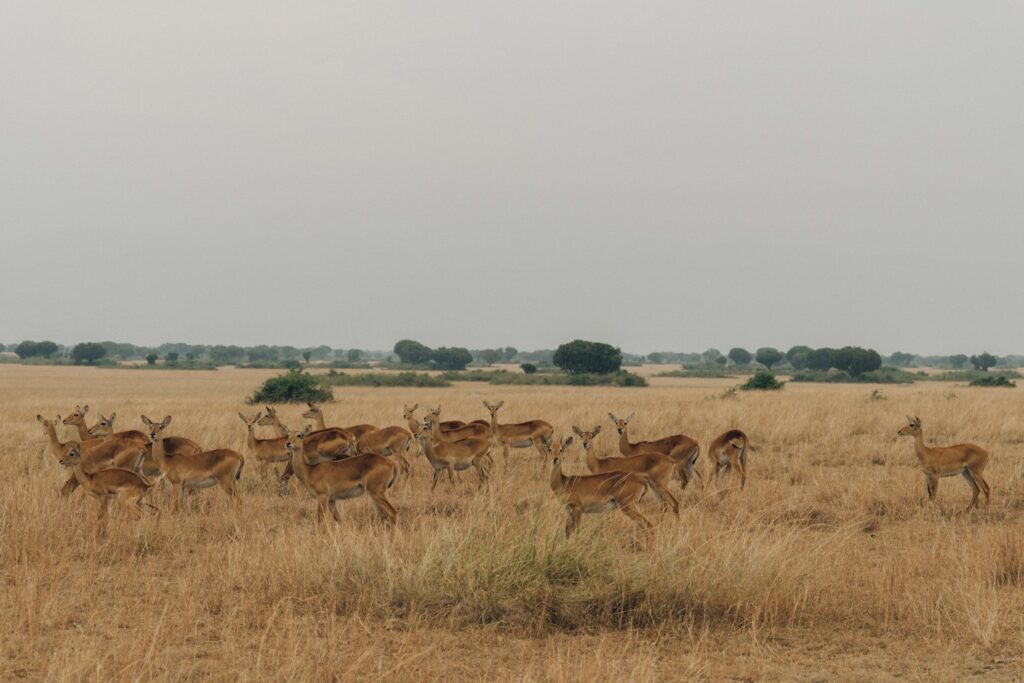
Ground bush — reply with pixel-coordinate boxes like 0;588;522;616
439;370;506;382
520;363;537;374
321;372;450;387
831;347;882;376
488;371;646;387
790;367;919;384
145;353;158;365
654;365;735;378
740;369;784;391
553;340;622;375
347;348;362;362
969;375;1016;388
431;347;473;371
248;369;334;404
928;369;1022;382
71;342;107;365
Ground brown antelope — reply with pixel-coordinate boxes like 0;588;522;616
573;425;679;515
427;405;492;442
284;427;398;525
897;416;991;512
354;425;413;474
239;412;292;480
62;404;95;441
143;415;245;509
79;411;147;443
707;429;751;490
38;415;144;496
87;413;202;480
482;400;553;460
58;441;158;532
543;436;652;538
609;413;702;489
259;406;354;458
413;420;492;490
302;403;378;440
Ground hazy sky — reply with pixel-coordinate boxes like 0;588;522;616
2;2;1022;355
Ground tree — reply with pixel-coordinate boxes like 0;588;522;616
948;354;969;369
888;351;915;367
478;349;502;366
185;352;196;362
647;352;664;364
71;342;107;365
347;348;362;362
430;347;473;371
970;352;997;371
520;362;537;374
755;347;784;369
553;340;623;375
701;348;723;364
145;353;158;365
727;347;752;365
502;347;518;362
714;355;727;366
15;340;58;358
165;352;179;363
832;346;882;376
302;351;312;364
805;348;835;371
786;345;813;370
393;339;432;364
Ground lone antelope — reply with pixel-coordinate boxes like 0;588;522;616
302;403;378;441
707;429;751;490
143;415;245;510
608;413;702;489
284;427;398;525
897;416;990;512
38;415;145;497
239;412;292;480
58;441;158;532
483;400;553;460
414;420;492;490
573;425;680;515
543;436;652;539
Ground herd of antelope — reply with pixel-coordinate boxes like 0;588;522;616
36;402;991;538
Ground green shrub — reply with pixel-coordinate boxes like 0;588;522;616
740;369;784;391
489;371;646;387
248;369;334;404
969;375;1016;388
321;372;450;387
928;369;1022;382
520;363;537;374
439;370;506;382
791;367;918;384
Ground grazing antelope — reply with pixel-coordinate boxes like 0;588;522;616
426;405;492;442
413;420;492;490
897;416;991;512
302;403;378;440
354;425;413;474
239;412;292;480
284;427;398;525
143;415;245;510
58;441;158;532
259;406;354;459
608;413;702;489
38;415;144;497
707;430;751;490
573;425;679;515
482;400;553;460
543;436;652;539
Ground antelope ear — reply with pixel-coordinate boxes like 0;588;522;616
608;413;617;422
307;402;314;408
161;416;172;428
254;411;263;421
141;415;153;427
915;416;921;424
497;400;505;408
238;412;248;423
301;424;312;436
593;425;602;435
411;403;418;411
626;413;635;422
562;436;574;449
572;426;583;437
82;405;89;414
107;412;116;424
36;414;45;423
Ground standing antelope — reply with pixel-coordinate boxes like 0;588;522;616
239;412;292;480
543;436;652;538
38;415;145;497
413;420;492;490
482;400;553;460
259;406;354;458
284;427;398;525
573;425;679;515
62;404;95;441
80;411;148;443
58;441;158;533
88;413;202;480
143;415;245;510
609;413;702;489
427;405;492;442
897;416;990;512
302;403;378;440
354;425;413;474
707;429;751;490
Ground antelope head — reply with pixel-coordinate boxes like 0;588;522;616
897;416;922;437
571;425;602;451
141;415;172;443
62;404;89;427
607;412;635;435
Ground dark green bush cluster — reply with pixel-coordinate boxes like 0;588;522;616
552;340;622;375
392;340;473;370
928;369;1022;382
655;365;736;379
488;371;646;387
791;367;920;384
969;375;1016;388
520;363;538;374
14;340;59;358
740;369;784;391
322;372;451;387
248;370;334;404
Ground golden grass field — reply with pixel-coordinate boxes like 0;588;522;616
3;364;1024;681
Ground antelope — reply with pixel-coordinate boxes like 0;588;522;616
573;425;679;515
302;403;378;440
413;420;492;490
897;416;991;512
62;404;94;441
80;411;147;443
354;425;413;474
426;405;492;442
543;436;652;538
239;412;292;480
482;400;553;460
87;413;203;480
284;427;398;525
57;441;158;532
142;415;245;509
608;413;702;489
38;415;144;497
707;429;751;490
259;406;354;459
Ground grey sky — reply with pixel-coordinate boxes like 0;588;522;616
2;2;1022;355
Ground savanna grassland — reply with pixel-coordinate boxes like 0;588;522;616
3;364;1024;681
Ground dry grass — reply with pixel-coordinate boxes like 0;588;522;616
3;365;1024;680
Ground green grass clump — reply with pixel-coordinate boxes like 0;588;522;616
740;369;784;391
248;369;334;404
969;375;1016;388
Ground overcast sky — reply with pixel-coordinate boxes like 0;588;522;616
1;2;1021;355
